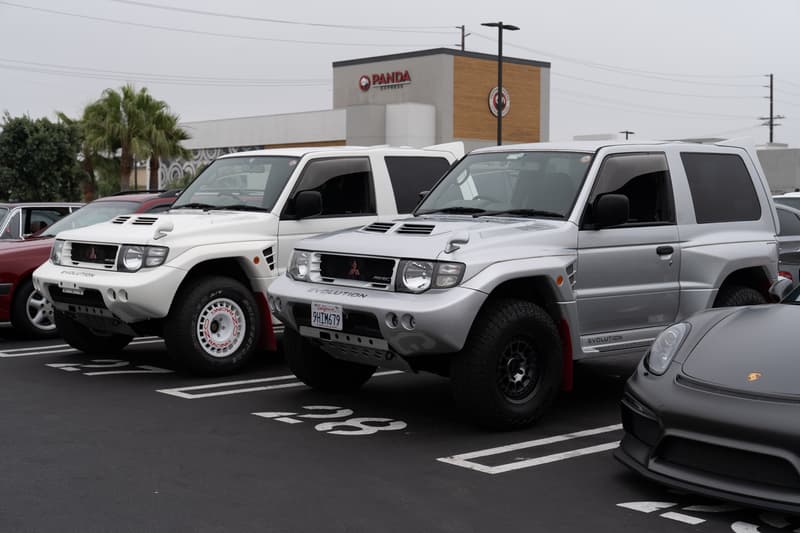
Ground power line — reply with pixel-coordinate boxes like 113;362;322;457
552;71;761;100
111;0;455;34
0;1;446;47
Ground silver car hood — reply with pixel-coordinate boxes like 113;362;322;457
296;215;577;262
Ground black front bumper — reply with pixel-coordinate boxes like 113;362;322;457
615;363;800;515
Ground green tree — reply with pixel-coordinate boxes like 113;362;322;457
138;94;191;189
0;113;82;201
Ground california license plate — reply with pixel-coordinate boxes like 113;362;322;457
311;302;343;331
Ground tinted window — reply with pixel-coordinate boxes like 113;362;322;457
1;210;21;239
778;208;800;236
284;157;374;218
385;156;451;213
682;152;760;223
584;153;673;227
25;207;72;235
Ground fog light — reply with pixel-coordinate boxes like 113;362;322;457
401;314;415;330
107;289;116;301
118;289;128;302
385;313;399;328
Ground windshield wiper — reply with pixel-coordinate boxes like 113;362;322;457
171;202;217;210
205;205;270;212
473;208;563;218
415;206;487;216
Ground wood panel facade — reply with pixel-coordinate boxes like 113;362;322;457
453;56;541;143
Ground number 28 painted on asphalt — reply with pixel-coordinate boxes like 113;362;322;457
253;405;407;436
46;359;173;376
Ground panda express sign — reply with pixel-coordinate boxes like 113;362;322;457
358;70;412;92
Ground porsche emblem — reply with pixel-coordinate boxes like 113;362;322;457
747;372;762;382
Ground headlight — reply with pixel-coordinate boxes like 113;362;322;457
117;245;168;272
288;250;311;281
646;322;691;375
397;260;465;293
50;239;65;264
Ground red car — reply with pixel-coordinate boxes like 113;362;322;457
0;191;179;338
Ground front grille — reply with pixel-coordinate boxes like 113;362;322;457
396;223;434;235
656;436;800;489
69;243;118;267
48;285;107;309
291;303;382;338
319;254;394;286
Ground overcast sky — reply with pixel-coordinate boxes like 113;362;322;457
1;0;798;147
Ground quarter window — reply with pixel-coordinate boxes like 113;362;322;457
385;156;451;213
583;153;674;227
778;208;800;236
284;157;375;218
681;152;760;223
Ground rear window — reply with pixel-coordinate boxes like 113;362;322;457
385;156;452;213
681;152;760;223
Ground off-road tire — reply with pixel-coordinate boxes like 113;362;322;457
11;279;57;338
164;276;261;376
53;311;133;354
450;298;562;430
714;285;767;308
283;328;376;392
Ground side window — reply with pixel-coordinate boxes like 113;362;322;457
284;157;374;218
584;153;674;227
778;208;800;236
26;207;71;234
384;156;451;213
681;152;760;223
1;210;21;239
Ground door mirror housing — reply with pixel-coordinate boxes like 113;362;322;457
593;194;629;228
294;190;323;219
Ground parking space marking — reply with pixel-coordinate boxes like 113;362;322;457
0;337;162;358
156;370;403;399
437;423;622;474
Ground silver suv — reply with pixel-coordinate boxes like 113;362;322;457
268;140;779;429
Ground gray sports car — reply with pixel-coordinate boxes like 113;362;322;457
615;278;800;514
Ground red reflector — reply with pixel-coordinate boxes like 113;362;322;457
779;271;793;281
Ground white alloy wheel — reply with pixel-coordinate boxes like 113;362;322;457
195;297;246;358
26;289;56;332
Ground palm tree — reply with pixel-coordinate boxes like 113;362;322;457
82;84;151;191
141;101;191;190
56;111;97;201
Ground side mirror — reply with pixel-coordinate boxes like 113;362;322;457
294;190;323;219
592;194;629;228
769;277;794;301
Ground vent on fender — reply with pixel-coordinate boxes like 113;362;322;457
263;247;275;271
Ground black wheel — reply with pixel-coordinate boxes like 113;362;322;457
53;311;132;354
714;285;767;307
283;328;376;392
163;276;261;375
450;298;562;430
11;279;57;338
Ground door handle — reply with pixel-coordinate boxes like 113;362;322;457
656;246;674;256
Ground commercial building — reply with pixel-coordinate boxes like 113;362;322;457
159;48;551;187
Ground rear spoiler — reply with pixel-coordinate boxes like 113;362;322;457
424;141;465;160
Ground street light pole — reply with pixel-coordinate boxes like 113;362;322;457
481;21;519;146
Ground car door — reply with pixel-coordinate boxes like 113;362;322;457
276;156;378;273
576;152;680;352
776;205;800;285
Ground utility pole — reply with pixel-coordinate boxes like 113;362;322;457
619;130;635;140
455;25;470;51
481;21;520;145
759;73;786;144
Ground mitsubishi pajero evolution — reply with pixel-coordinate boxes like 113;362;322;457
32;144;462;374
267;140;780;429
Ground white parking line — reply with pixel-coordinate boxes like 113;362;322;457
437;423;622;474
0;337;163;358
156;370;403;399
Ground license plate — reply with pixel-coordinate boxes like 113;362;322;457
311;302;343;331
59;281;84;295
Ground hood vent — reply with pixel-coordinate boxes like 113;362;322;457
362;222;395;233
131;216;158;226
111;216;131;224
397;223;435;235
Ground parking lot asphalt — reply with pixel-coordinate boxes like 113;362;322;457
1;328;797;532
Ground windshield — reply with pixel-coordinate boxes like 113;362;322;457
416;151;592;217
171;155;300;211
41;201;140;237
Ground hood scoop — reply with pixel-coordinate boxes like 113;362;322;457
362;222;395;233
396;223;435;235
110;215;159;227
111;215;131;224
